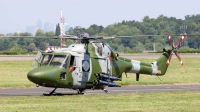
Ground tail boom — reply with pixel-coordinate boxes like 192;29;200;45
127;49;171;76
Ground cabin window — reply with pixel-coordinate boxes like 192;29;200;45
95;44;102;56
70;56;75;66
69;56;75;72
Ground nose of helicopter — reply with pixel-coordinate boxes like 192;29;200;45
27;66;63;87
27;69;43;83
27;67;62;85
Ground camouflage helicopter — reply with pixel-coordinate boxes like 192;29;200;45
26;31;186;95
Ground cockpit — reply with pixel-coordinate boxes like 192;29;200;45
32;51;77;74
28;53;70;86
39;54;68;68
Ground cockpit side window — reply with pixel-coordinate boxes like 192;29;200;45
50;55;67;67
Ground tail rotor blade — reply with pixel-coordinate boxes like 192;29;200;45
166;33;184;67
166;51;173;66
168;33;174;47
175;52;184;66
176;34;186;47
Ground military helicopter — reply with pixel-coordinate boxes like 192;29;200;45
0;10;188;95
26;29;187;95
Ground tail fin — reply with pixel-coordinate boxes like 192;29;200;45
156;48;171;75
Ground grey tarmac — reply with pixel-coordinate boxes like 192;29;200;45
0;84;200;96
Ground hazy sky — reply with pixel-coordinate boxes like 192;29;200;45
0;0;200;34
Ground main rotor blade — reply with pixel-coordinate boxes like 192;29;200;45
0;34;75;39
170;34;200;36
180;34;200;36
62;36;115;40
0;36;58;39
115;35;166;38
62;36;78;39
97;36;115;39
115;34;200;38
174;51;184;66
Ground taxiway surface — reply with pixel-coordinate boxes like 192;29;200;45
0;84;200;96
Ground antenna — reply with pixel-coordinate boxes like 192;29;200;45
59;9;66;47
180;24;187;46
60;9;66;36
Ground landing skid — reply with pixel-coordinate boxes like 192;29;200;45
43;88;57;96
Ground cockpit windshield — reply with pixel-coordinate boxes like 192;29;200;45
39;54;68;68
40;54;53;66
49;55;68;68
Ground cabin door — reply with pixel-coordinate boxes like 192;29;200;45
79;54;90;82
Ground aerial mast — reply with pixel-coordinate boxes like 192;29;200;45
60;9;66;48
180;24;187;46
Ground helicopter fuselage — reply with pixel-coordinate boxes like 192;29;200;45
27;41;171;90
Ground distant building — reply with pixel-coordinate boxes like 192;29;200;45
36;20;43;30
44;22;55;32
26;26;37;35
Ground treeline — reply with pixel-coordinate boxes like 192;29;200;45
0;30;60;54
0;14;200;54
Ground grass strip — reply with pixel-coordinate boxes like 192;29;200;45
0;91;200;112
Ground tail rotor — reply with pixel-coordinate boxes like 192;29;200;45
166;33;186;66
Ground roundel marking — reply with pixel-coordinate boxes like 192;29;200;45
82;60;90;71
